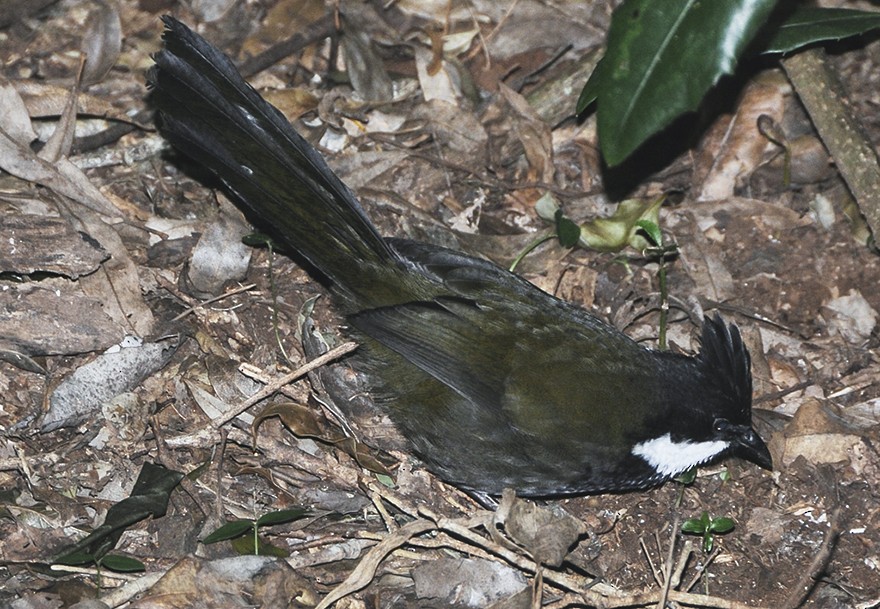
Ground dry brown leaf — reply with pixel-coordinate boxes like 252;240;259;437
695;72;789;201
498;83;554;184
495;491;586;568
262;88;320;123
340;17;393;103
0;127;122;218
776;398;862;467
412;557;529;607
80;0;122;86
39;57;80;162
130;555;311;609
415;46;462;104
55;201;154;336
42;337;178;431
0;78;38;143
254;401;392;476
14;81;141;125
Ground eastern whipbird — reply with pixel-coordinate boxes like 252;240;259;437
148;17;772;498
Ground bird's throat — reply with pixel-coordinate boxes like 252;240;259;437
631;433;729;477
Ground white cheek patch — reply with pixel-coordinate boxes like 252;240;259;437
632;433;730;477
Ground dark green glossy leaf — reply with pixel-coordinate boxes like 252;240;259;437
255;507;309;527
764;7;880;55
710;517;736;534
55;550;96;566
635;219;662;248
596;0;780;166
554;209;581;248
202;519;254;543
53;463;184;564
681;518;706;535
576;56;606;114
100;554;146;572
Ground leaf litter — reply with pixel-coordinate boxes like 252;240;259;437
0;2;879;608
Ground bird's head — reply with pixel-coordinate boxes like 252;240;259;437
632;315;772;478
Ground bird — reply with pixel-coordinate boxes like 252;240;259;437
148;16;772;498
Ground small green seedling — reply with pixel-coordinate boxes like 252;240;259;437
55;550;145;573
674;467;697;486
681;511;735;553
202;508;309;556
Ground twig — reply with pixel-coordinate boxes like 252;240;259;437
640;536;663;587
781;506;843;609
314;519;435;609
782;48;880;241
657;512;681;608
168;282;257;322
217;341;358;427
238;13;336;78
684;547;721;593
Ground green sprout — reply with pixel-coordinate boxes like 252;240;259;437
202;508;309;556
681;511;735;553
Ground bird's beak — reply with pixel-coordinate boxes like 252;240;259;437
734;427;773;470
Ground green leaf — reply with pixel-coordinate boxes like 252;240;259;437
681;518;707;535
54;550;96;566
596;0;780;166
578;197;662;252
635;219;662;248
534;192;561;222
764;7;880;55
554;209;581;248
375;473;395;488
53;463;184;565
675;467;697;485
710;517;736;534
99;554;146;572
255;508;309;527
202;520;254;543
576;56;606;114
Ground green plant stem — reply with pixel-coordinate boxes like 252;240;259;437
658;256;668;350
509;233;555;272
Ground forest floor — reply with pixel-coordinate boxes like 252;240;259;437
1;1;879;608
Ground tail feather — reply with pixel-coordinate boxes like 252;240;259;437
148;16;398;296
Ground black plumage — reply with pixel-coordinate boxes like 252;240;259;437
148;17;771;497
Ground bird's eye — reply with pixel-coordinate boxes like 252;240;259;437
713;418;729;433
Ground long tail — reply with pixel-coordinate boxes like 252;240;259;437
148;16;399;302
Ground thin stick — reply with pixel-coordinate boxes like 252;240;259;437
169;283;256;322
216;341;358;427
781;507;843;609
